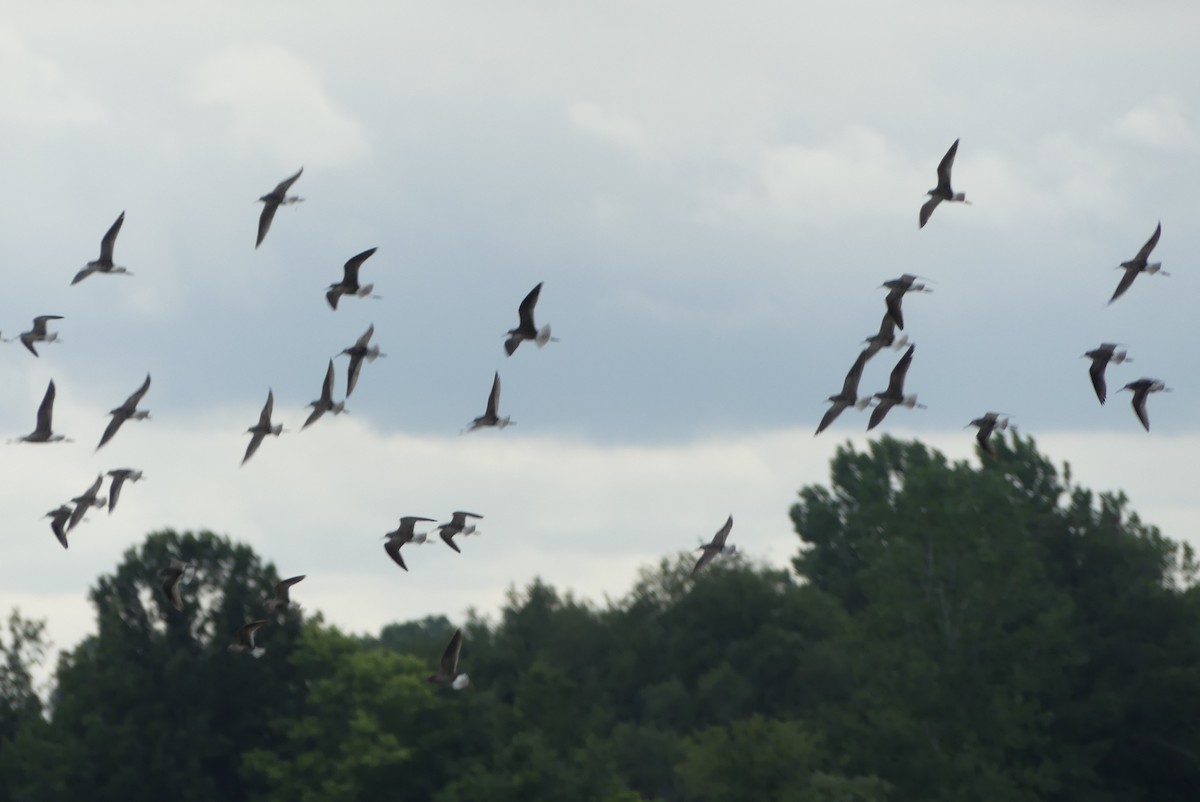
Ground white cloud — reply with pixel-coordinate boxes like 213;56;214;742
1110;96;1197;150
566;101;653;157
0;26;105;128
192;43;368;167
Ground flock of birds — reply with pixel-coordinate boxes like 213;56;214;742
815;138;1174;457
7;140;1174;689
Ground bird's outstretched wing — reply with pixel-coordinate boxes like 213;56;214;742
1134;222;1162;263
99;212;125;264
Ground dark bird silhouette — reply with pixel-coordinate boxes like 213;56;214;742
505;282;558;355
428;628;470;689
11;315;63;357
72;212;130;284
919;139;970;228
816;350;873;436
384;516;437;571
867;345;925;430
303;360;346;428
435;511;482;554
159;559;195;611
1083;343;1131;404
264;575;305;616
862;313;909;362
45;505;73;549
67;475;106;532
1120;378;1171;431
881;274;932;331
243;390;283;465
691;515;735;577
256;168;303;248
465;372;512;432
1109;223;1167;304
106;468;144;513
326;247;380;310
11;380;70;443
968;412;1010;457
97;373;151;450
228;620;268;657
338;324;385;397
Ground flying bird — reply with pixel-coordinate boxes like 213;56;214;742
159;559;195;612
106;468;144;513
67;475;106;532
428;628;470;690
255;168;303;248
11;380;70;444
72;212;130;284
465;372;512;432
435;511;482;554
243;390;283;465
338;324;385;397
1109;223;1167;305
228;620;268;657
881;274;932;331
326;247;380;310
862;313;909;362
303;360;346;429
97;373;151;450
816;350;873;436
10;315;63;357
867;345;925;430
505;282;558;356
1083;343;1131;405
264;575;306;616
1120;378;1171;431
45;505;73;550
691;515;736;577
384;516;437;571
968;412;1010;457
919;139;970;228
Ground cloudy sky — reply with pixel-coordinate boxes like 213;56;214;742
2;1;1198;661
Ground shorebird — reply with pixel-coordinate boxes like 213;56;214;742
384;516;437;571
159;559;195;612
1120;378;1171;431
505;282;558;356
11;380;70;444
691;515;736;577
428;628;470;690
338;324;385;397
255;168;303;248
1083;343;1131;405
67;475;106;532
72;212;130;285
243;390;283;465
968;412;1010;458
1109;223;1167;305
881;274;932;331
919;138;970;228
465;372;512;432
228;620;268;657
435;512;482;554
11;315;64;357
867;345;925;430
303;360;346;429
816;350;873;436
326;247;380;310
862;313;909;361
45;505;73;550
106;468;144;513
264;575;305;616
97;373;151;450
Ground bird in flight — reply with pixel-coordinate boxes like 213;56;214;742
968;412;1011;458
10;315;64;357
264;575;306;617
11;380;70;444
464;372;512;432
159;559;196;612
691;515;736;577
1120;378;1171;431
428;628;470;690
72;212;131;284
228;620;268;657
326;247;381;310
243;390;283;465
97;374;151;450
505;282;558;356
816;349;873;436
1083;343;1131;405
867;345;925;430
919;139;970;228
384;516;437;571
435;512;483;554
255;168;304;248
1109;223;1167;305
338;324;385;397
106;469;144;513
303;360;347;429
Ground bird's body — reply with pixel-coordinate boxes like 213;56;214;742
243;390;283;465
691;515;736;577
256;168;303;248
428;628;470;690
72;212;130;284
1083;343;1131;405
816;350;873;436
45;505;73;549
868;345;925;430
326;247;379;310
339;324;385;397
1121;378;1170;431
968;412;1010;457
264;575;305;616
384;516;437;571
881;274;932;331
14;315;63;357
159;559;195;612
303;360;346;428
435;511;482;554
919;139;969;228
68;475;106;532
13;380;70;444
504;282;558;355
466;372;512;432
862;313;909;361
97;373;151;450
1109;223;1167;304
229;620;268;657
106;468;144;513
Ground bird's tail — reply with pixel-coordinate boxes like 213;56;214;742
452;673;470;690
251;647;266;658
536;325;555;347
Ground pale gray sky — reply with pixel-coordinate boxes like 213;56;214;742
0;1;1197;661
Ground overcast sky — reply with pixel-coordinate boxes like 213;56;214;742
1;1;1197;663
